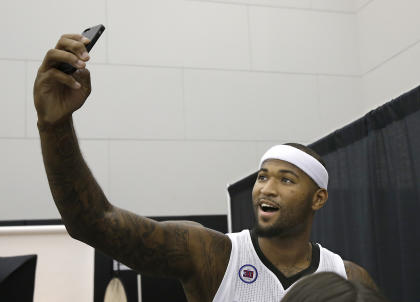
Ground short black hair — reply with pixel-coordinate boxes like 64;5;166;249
284;143;327;170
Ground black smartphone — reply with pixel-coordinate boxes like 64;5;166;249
58;24;105;74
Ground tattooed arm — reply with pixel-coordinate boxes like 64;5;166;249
344;260;379;291
34;34;231;300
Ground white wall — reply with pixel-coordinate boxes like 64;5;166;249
357;0;420;109
0;0;418;221
0;0;366;221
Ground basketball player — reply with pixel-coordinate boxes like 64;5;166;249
34;34;378;302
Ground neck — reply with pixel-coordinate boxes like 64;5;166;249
257;224;312;268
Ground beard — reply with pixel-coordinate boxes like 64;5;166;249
255;222;285;238
254;216;301;238
253;198;313;238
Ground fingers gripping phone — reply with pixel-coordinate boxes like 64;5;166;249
58;24;105;74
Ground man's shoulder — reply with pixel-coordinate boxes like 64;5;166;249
227;229;250;235
343;260;368;276
343;260;378;291
225;229;251;239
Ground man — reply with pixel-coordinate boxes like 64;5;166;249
34;34;378;301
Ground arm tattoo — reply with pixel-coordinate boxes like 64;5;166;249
182;230;231;301
39;118;230;283
94;212;192;277
40;119;109;235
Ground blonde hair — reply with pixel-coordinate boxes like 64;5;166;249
104;277;127;302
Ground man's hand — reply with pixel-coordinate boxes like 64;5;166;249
34;34;92;129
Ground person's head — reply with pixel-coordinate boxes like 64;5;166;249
282;272;388;302
252;143;328;238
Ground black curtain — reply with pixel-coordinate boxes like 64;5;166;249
228;173;257;232
228;85;420;302
309;85;420;302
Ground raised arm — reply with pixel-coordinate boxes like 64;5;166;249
34;34;231;300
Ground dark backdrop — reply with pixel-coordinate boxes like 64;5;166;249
229;85;420;302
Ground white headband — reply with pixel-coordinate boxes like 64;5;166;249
259;145;328;189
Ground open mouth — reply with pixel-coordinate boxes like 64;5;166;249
260;203;279;213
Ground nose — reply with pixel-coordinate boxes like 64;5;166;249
260;178;278;197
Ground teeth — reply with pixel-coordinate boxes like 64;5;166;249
261;203;278;209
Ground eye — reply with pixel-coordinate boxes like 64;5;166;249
281;177;293;184
257;174;267;182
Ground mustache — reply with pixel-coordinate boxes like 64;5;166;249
256;197;280;207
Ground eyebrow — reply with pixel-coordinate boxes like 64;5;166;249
279;169;299;178
259;168;300;178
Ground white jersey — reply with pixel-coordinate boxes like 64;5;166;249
213;230;347;302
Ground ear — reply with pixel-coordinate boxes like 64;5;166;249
311;188;328;211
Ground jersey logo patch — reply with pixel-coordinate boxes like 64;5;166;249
238;264;258;284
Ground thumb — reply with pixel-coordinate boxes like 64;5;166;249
73;68;92;97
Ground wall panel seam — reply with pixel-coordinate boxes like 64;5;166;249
362;37;420;77
185;0;355;14
0;59;361;78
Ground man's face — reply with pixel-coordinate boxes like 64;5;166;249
252;159;317;238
